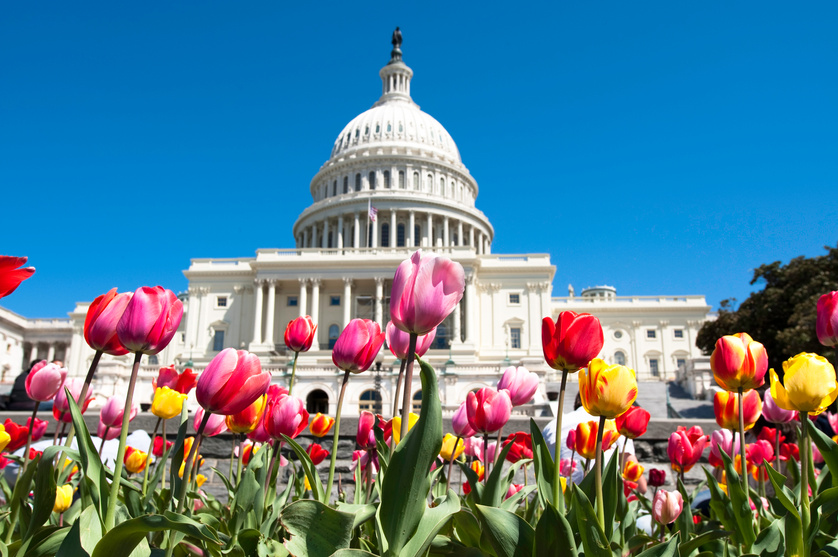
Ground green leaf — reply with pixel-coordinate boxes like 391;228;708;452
334;503;377;529
329;551;379;557
808;419;838;489
812;486;838;519
481;441;514;508
281;435;326;502
7;452;42;542
166;414;190;512
571;486;610;557
23;525;70;557
473;504;534;557
280;499;354;557
719;448;756;548
25;446;59;542
90;513;220;557
457;461;483;503
452;510;483;549
534;503;577;557
500;485;536;511
66;388;109;522
141;444;172;510
764;464;800;519
751;517;785;557
600;447;620;539
636;535;679;557
528;418;555;509
377;356;443;556
399;490;460;557
676;529;730;556
56;506;102;557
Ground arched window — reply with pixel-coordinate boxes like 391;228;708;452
332;181;337;196
414;225;421;247
383;170;390;189
615;351;626;366
306;389;329;414
440;178;445;196
381;223;390;247
343;176;349;194
369;172;376;190
399;171;405;189
355;174;361;192
397;224;405;247
360;390;382;414
412;391;422;413
413;171;419;190
328;324;340;349
426;174;432;192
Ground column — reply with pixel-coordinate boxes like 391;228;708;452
343;278;353;326
408;211;415;248
485;237;491;254
310;279;321;350
29;343;38;363
469;225;475;249
443;216;450;247
426;213;432;247
303;228;309;249
264;279;277;346
322;220;330;248
353;213;360;249
374;277;384;327
372;216;378;248
659;320;669;377
630;321;641;370
252;279;264;345
47;344;55;362
477;231;484;254
63;343;71;368
337;215;344;250
390;209;396;248
464;274;476;344
452;302;462;344
299;278;308;318
457;220;464;247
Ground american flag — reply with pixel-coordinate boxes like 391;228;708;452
368;201;378;222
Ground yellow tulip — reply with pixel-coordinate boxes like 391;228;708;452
304;475;312;491
53;484;74;513
579;359;638;419
124;447;149;474
151;386;189;420
391;413;419;446
0;424;10;453
560;476;567;494
439;433;465;461
195;474;208;488
770;353;838;415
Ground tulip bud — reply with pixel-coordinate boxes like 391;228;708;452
3;420;29;452
503;432;533;463
615;406;651;439
541;311;604;373
466;388;512;434
390;250;465;336
195;408;228;437
385;321;436;360
99;396;139;428
284;316;317;353
497;366;539;406
53;484;74;514
84;288;131;355
25;361;67;402
154;365;198;395
648;468;666;487
151;386;188;420
124;447;149;474
652;489;684;524
452;401;476;438
309;413;335;437
332;319;385;374
27;417;48;442
116;286;183;355
239;441;258;466
817;291;838;347
356;411;377;449
575;420;620;460
153;436;173;457
505;484;524;500
196;348;270;416
714;390;762;430
667;426;709;473
622;458;644;482
709;429;741;468
440;433;465;461
710;333;768;392
306;443;329;466
566;429;577;452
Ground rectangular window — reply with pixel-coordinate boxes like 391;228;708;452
287;296;298;307
355;296;374;320
508;293;520;305
216;296;227;308
676;358;686;369
213;330;225;352
180;332;186;343
510;327;521;349
674;329;684;339
330;295;341;306
650;359;659;376
646;329;657;339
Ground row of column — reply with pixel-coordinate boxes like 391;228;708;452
25;341;69;366
299;210;491;254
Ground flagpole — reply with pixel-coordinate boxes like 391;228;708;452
366;198;371;248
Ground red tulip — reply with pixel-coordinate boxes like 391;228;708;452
466;388;512;434
566;429;577;451
648;468;666;487
238;441;258;465
780;443;800;462
0;256;35;299
667;426;709;473
356;411;377;449
757;426;784;446
376;414;393;442
153;436;173;457
154;365;198;395
306;443;329;465
284;316;317;353
53;378;94;423
817;291;838;347
497;366;539;406
652;490;684;524
196;348;270;415
116;286;183;355
99;396;139;428
84;288;131;355
309;413;335;438
195;408;228;437
263;394;309;440
332;319;385;374
25;361;67;401
747;439;774;465
541;311;604;373
710;332;768;392
27;417;48;442
390;250;465;335
385;321;436;360
714;390;762;430
615;406;651;439
503;432;533;463
4;420;30;452
452;401;476;438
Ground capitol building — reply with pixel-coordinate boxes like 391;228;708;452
0;33;712;416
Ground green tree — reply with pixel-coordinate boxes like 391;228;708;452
696;244;838;371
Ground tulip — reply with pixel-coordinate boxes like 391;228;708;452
391;412;420;445
503;432;533;463
560;458;577;477
285;316;317;353
648;468;666;487
827;412;838;436
84;288;131;355
385;321;436;360
470;460;485;481
757;426;784;446
466;388;512;434
3;420;29;452
239;442;259;466
97;421;121;441
53;484;74;514
668;426;709;474
390;250;465;336
151;387;188;420
377;414;393;442
53;378;94;423
225;394;267;434
762;389;798;423
124;447;149;474
263;394;309;440
0;256;35;299
452;401;476;438
351;450;379;474
0;425;9;453
100;396;139;429
709;429;741;468
25;361;67;402
463;437;484;460
615;407;651;441
154;365;198;395
817;291;838;347
332;319;385;374
356;411;377;449
505;484;524;500
497;366;539;406
153;436;173;457
770;353;838;415
652;490;684;524
196;348;270;416
714;390;762;430
710;333;768;392
440;433;465;461
575;419;620;461
580;359;638;419
306;443;329;466
622;459;644;482
566;429;577;451
780;443;800;462
27;417;47;442
747;439;774;466
116;286;183;355
309;413;335;437
247;418;272;443
195;408;228;437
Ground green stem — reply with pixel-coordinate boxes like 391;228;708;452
141;418;162;497
444;436;461;493
800;413;811;557
400;333;418;442
59;350;102;460
594;415;606;531
160;418;168;491
4;404;38;543
229;433;237;488
326;370;351;503
166;410;210;557
236;439;245;486
390;358;406;461
288;351;300;396
552;370;568;512
737;388;749;504
104;351;142;531
483;433;490;482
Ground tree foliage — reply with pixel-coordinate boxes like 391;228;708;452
696;244;838;371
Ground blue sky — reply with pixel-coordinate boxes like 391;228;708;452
1;2;836;317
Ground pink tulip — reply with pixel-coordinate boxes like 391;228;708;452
817;291;838;347
667;426;709;473
155;365;198;395
25;361;67;401
560;458;577;476
485;441;498;463
84;288;132;355
709;429;741;468
652;489;684;524
0;256;35;299
466;388;512;434
452;401;476;438
97;421;122;440
27;418;48;442
332;319;385;374
505;484;524;500
284;316;317;353
746;440;775;466
566;429;577;451
196;348;270;415
390;250;465;335
762;390;798;424
497;366;539;406
52;378;94;423
247;418;272;443
352;449;379;473
116;286;183;355
357;411;377;449
463;437;483;460
263;394;309;440
812;443;825;464
827;412;838;436
99;396;139;428
195;408;228;437
385;321;436;360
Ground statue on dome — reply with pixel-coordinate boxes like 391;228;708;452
390;27;403;63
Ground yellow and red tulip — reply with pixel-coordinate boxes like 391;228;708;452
710;332;768;392
575;419;620;461
713;390;762;430
579;358;638;419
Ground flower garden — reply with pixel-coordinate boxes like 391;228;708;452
1;253;838;557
